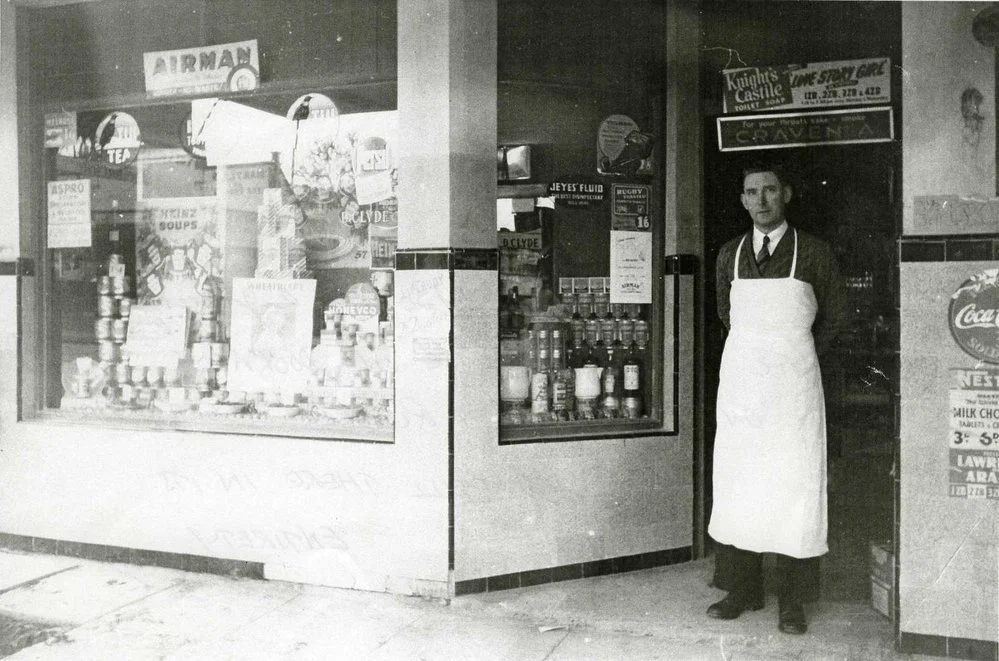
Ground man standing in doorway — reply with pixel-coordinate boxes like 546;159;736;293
707;161;847;634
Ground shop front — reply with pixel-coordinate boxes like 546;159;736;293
0;0;700;600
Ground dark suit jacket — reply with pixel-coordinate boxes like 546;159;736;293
715;225;848;356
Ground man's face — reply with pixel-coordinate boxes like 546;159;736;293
741;171;791;233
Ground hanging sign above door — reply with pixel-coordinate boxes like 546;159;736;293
721;57;891;114
717;107;894;152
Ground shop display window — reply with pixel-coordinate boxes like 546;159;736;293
497;187;668;442
34;93;397;442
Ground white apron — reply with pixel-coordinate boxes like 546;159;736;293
708;230;828;558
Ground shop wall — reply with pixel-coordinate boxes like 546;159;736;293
900;3;999;650
903;2;997;234
453;0;696;582
454;274;694;580
899;262;998;646
0;0;452;597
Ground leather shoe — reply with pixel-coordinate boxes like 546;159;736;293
778;599;807;634
706;593;765;620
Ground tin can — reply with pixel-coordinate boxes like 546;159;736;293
111;318;128;343
95;318;112;341
146;366;163;387
98;340;118;362
210;342;228;367
130;364;147;386
196;320;217;342
98;295;115;318
107;254;126;278
111;276;130;296
117;297;132;318
97;276;112;295
115;361;131;384
200;296;217;319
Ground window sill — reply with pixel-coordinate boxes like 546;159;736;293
26;407;394;444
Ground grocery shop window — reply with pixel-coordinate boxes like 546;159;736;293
20;0;398;442
497;182;669;443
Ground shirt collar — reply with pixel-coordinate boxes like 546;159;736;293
753;221;789;253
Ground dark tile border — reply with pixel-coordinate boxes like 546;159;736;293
395;248;498;271
0;259;34;276
899;631;998;661
900;236;999;262
664;253;698;275
0;533;263;579
454;546;692;596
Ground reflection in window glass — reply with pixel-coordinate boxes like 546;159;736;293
49;100;398;442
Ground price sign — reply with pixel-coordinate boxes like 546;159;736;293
948;373;999;499
611;184;652;231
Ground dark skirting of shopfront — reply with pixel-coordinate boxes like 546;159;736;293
0;533;265;579
899;631;998;661
454;546;692;596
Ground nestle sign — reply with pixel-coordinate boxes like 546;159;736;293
950;270;999;363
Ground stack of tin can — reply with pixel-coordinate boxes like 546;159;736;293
95;256;133;402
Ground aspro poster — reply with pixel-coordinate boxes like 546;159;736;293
948;369;999;500
609;230;652;304
47;179;92;249
228;278;316;394
722;57;891;114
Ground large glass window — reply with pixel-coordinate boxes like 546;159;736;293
497;184;667;442
22;1;398;442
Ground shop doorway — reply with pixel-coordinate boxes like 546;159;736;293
702;140;900;602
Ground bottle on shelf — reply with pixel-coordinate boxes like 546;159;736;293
601;360;620;418
550;345;570;421
531;346;551;422
508;286;523;333
622;340;644;418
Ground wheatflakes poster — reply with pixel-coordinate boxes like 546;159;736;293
228;278;316;394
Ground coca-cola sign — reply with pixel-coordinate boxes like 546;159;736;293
950;270;999;363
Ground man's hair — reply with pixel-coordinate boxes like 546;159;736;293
741;160;789;188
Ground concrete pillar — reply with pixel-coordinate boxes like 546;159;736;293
397;0;497;250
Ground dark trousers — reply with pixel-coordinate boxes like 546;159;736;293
712;542;821;603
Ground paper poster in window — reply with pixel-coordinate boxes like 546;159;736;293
609;230;652;304
228;278;317;394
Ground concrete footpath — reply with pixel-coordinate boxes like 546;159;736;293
0;550;944;661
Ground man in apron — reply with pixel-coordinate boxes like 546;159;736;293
707;161;847;634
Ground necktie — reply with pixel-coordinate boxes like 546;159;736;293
756;235;770;266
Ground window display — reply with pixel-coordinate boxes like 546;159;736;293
497;192;665;441
44;97;397;442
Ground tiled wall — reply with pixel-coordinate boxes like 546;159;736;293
899;261;998;645
902;2;997;234
453;268;694;582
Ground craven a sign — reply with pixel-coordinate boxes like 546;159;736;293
717;107;894;152
144;40;259;97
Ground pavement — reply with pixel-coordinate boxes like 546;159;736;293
0;549;950;661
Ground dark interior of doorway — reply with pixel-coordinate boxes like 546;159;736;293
702;141;899;602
